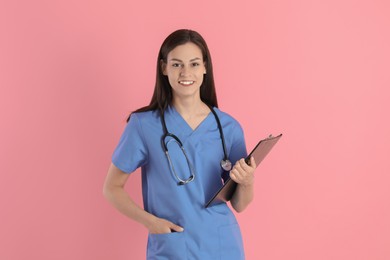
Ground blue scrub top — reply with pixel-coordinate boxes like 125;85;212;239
112;105;247;260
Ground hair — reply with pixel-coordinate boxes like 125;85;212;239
127;29;218;122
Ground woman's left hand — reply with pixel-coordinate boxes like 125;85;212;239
229;157;256;187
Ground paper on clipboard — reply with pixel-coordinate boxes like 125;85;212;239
205;133;282;208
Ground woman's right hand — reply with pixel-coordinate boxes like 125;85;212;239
103;164;184;235
147;217;184;234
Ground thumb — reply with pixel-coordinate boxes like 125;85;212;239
170;223;184;232
250;156;257;168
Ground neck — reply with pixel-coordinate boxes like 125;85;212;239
172;96;209;118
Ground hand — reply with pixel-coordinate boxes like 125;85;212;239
229;157;256;187
147;217;184;234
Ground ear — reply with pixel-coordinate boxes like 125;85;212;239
203;62;207;74
161;59;167;75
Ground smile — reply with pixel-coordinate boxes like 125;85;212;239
178;80;194;86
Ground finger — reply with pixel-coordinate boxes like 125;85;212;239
232;168;245;182
229;170;239;183
239;158;256;174
233;160;244;172
234;161;256;183
233;161;248;178
170;223;184;232
250;156;257;168
238;158;249;170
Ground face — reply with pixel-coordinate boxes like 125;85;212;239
162;42;207;100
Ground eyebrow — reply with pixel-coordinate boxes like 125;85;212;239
169;58;202;62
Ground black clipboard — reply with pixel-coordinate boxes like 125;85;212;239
205;133;282;208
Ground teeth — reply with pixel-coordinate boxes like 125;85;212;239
179;81;194;85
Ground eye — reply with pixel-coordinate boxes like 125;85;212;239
191;62;200;67
172;63;181;67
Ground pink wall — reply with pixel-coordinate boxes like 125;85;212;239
1;1;389;259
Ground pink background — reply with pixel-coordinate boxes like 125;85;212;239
1;0;389;259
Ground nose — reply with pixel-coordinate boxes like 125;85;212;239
179;66;190;77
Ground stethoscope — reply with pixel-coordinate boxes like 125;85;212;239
161;105;232;185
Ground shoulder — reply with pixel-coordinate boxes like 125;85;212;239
213;107;241;127
128;110;160;124
125;110;162;139
213;107;244;138
213;107;246;153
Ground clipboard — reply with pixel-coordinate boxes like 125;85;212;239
205;133;282;208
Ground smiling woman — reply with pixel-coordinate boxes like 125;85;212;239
103;29;256;259
162;42;207;104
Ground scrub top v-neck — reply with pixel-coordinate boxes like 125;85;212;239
112;105;248;260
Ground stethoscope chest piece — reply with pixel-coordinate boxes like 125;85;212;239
220;159;232;172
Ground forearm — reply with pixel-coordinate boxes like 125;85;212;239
230;183;254;213
103;186;156;229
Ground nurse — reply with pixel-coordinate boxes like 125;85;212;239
103;29;256;259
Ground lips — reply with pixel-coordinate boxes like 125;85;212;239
178;80;194;86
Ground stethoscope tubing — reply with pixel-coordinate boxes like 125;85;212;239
160;105;232;185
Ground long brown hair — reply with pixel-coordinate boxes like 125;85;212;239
127;29;218;122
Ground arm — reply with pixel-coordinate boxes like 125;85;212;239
229;156;257;213
103;163;183;234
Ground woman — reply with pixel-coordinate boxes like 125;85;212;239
103;29;256;259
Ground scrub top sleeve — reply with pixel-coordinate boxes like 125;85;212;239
111;113;148;174
229;124;247;164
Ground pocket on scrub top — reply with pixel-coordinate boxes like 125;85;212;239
219;224;245;260
147;231;187;259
